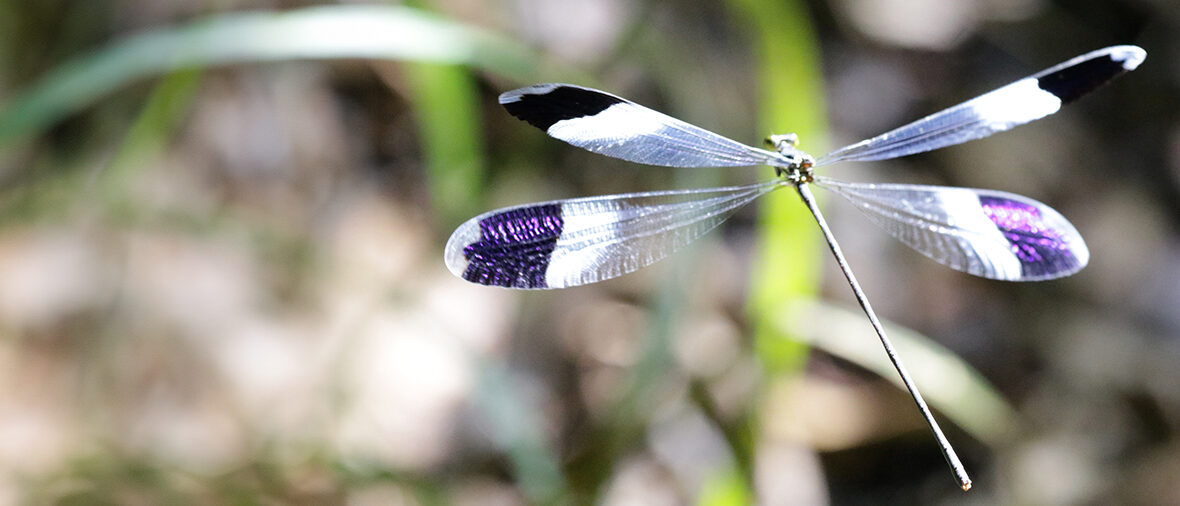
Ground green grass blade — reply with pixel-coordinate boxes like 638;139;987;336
0;5;538;149
100;67;204;205
776;299;1018;444
696;465;751;506
404;63;486;229
729;0;828;374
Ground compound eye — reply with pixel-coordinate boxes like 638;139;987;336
765;134;799;151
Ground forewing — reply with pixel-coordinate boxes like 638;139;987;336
815;177;1088;281
446;182;782;289
818;45;1146;165
500;83;783;167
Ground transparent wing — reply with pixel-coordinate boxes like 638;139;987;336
817;45;1146;165
446;181;783;289
815;177;1088;281
500;83;787;168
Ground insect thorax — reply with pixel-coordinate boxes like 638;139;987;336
766;133;815;184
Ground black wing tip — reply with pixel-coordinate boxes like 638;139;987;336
499;83;625;131
1036;45;1146;103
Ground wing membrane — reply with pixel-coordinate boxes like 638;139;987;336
815;177;1088;281
818;45;1145;165
446;182;783;289
500;83;785;168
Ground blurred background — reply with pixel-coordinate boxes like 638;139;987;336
0;0;1175;504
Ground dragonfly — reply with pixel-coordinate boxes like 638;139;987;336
444;45;1145;490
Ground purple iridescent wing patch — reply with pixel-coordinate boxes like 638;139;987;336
979;196;1085;280
455;204;563;289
